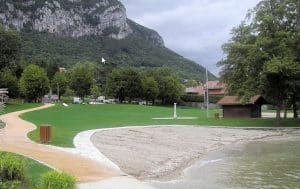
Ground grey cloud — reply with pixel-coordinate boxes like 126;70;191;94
120;0;261;76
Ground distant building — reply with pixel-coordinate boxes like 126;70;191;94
205;81;226;95
73;97;82;104
185;81;226;96
42;94;59;103
59;67;66;73
185;86;204;95
218;95;267;118
96;96;105;103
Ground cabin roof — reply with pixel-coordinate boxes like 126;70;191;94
217;95;266;106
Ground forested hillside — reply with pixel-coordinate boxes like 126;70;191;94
0;0;216;81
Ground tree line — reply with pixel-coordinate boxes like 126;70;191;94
0;26;183;104
218;0;300;119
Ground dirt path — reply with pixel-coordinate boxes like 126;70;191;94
0;104;119;183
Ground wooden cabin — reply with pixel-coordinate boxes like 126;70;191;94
218;95;266;118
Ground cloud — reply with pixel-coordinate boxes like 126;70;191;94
120;0;260;76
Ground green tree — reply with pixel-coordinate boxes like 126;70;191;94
262;56;300;119
0;26;21;71
186;80;198;87
0;71;19;98
218;0;300;119
90;84;100;99
19;64;50;102
69;63;94;100
33;58;59;80
158;76;183;105
105;67;142;102
94;61;117;87
141;77;159;104
51;72;68;100
63;86;75;97
150;67;183;104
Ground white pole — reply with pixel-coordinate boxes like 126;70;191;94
57;83;60;102
206;68;209;118
174;103;177;119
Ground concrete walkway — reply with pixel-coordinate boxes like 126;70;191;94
77;176;156;189
0;104;120;183
57;127;158;188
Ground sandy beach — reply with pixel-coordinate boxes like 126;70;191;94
91;126;300;181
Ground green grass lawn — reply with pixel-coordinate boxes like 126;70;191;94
0;100;41;115
0;152;51;189
21;104;300;147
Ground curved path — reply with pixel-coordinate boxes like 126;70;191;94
0;104;120;183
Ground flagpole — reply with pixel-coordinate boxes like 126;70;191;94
206;68;209;118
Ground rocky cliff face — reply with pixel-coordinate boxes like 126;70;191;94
0;0;136;40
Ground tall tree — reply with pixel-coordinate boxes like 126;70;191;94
141;77;159;104
151;67;183;105
19;64;50;102
69;63;94;100
90;84;100;99
105;67;142;102
186;80;198;87
33;58;59;80
0;71;19;98
292;0;300;117
0;26;21;71
157;76;183;105
218;0;300;119
51;72;68;100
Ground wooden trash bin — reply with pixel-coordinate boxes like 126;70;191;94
40;124;51;143
214;113;220;119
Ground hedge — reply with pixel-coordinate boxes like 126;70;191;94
181;94;224;103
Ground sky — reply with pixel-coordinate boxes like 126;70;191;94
120;0;261;76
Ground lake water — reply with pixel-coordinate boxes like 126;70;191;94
150;140;300;189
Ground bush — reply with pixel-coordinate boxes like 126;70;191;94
0;181;22;189
0;154;27;182
0;119;5;128
208;95;224;104
180;94;204;103
39;171;76;189
60;96;73;104
181;94;224;103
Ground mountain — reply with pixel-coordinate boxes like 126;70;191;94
0;0;216;81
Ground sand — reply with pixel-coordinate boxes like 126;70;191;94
91;126;300;181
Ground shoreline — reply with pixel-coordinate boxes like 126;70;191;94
90;126;300;182
148;136;300;189
155;131;300;183
150;129;300;182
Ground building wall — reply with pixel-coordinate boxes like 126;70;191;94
251;104;261;118
223;105;261;118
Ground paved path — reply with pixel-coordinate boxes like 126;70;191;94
0;104;120;183
77;176;156;189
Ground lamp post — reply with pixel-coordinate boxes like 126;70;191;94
206;68;209;118
57;83;60;102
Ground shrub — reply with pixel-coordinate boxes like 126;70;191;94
208;95;224;104
39;171;76;189
0;119;6;128
0;181;22;189
60;96;73;104
0;154;27;182
181;94;224;103
180;94;204;103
